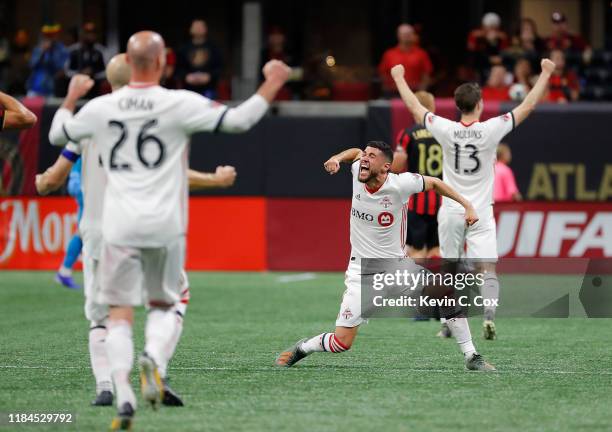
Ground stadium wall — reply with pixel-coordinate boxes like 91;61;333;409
0;197;610;270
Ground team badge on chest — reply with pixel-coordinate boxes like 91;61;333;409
379;196;392;208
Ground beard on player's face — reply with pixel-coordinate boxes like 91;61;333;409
358;159;385;183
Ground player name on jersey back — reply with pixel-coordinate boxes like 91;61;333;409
424;111;515;212
61;85;227;247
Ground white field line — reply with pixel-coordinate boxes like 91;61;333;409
276;273;318;283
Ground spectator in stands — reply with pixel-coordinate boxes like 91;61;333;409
481;65;510;101
378;23;432;97
177;18;222;99
161;47;179;89
7;29;31;95
494;143;521;202
503;18;545;71
513;57;535;90
65;22;106;96
547;11;587;54
467;12;509;79
26;24;68;97
547;49;579;103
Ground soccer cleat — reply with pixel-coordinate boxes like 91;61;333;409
55;272;81;290
92;390;113;406
275;338;309;368
109;402;134;431
436;322;452;338
162;379;184;407
483;320;497;340
465;353;496;372
138;353;164;410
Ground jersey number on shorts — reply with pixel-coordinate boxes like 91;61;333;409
108;119;166;170
453;143;480;174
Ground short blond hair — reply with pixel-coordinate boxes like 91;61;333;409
415;91;435;113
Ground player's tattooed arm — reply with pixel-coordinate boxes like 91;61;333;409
0;91;37;130
512;58;555;126
323;148;363;175
390;64;428;125
423;176;479;226
188;166;237;189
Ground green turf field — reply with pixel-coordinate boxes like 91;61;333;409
1;271;611;431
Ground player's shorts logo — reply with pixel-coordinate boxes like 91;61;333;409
342;308;353;320
378;212;394;227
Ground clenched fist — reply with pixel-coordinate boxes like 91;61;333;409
67;74;95;100
323;157;341;175
390;64;405;81
540;58;556;74
262;60;291;85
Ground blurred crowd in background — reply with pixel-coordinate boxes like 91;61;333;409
0;10;610;102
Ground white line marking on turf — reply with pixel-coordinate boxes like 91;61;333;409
1;365;611;375
276;273;317;283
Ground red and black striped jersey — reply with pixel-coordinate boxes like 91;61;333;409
396;124;442;216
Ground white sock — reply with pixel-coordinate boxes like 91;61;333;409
300;332;349;354
89;324;113;393
481;273;500;321
158;309;184;378
446;317;476;358
106;320;136;409
58;266;72;276
145;308;177;368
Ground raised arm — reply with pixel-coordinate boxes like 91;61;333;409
48;75;94;145
390;64;428;125
188;166;237;190
217;60;290;133
423;176;478;226
323;148;363;175
0;92;37;130
512;59;555;127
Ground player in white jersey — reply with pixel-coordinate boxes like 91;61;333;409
276;141;496;371
47;31;290;430
37;56;238;408
391;59;555;339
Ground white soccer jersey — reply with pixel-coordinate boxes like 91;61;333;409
59;85;228;247
348;160;424;261
424;111;514;212
78;138;106;237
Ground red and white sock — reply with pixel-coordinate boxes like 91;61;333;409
144;308;177;368
300;332;349;354
446;317;476;358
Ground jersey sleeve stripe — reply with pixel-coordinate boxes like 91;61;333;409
510;111;516;130
62;124;77;143
419;173;425;192
212;107;230;134
423;111;430;127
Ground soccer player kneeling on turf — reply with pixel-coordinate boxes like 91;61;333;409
38;56;239;408
45;31;287;430
275;142;495;371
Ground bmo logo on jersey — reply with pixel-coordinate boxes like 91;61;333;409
351;208;374;222
378;212;394;227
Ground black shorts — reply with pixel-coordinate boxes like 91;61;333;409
406;211;439;250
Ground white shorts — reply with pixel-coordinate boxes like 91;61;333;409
335;265;366;328
438;206;498;260
97;236;186;307
82;231;108;324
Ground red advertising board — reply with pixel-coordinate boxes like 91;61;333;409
1;198;610;270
